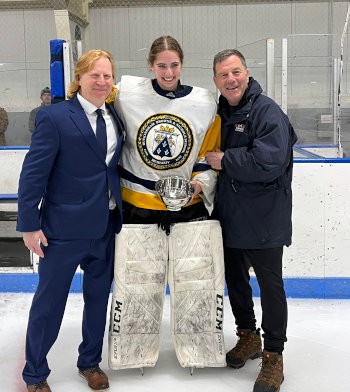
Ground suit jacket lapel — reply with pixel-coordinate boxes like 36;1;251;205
106;102;125;166
69;97;106;162
106;103;125;138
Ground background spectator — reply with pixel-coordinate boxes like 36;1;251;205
0;106;9;146
28;87;51;133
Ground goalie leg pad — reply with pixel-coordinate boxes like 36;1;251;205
168;220;226;368
109;224;168;369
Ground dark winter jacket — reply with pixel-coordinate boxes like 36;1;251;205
214;77;298;249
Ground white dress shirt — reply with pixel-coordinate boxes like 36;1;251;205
77;93;118;165
77;93;118;209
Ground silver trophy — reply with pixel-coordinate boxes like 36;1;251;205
155;176;194;211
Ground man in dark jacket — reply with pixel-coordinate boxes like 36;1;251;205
206;49;297;392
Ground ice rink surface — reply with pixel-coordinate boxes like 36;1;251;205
1;293;349;392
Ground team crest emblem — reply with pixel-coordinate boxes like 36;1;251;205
235;123;245;133
153;126;179;158
137;113;193;170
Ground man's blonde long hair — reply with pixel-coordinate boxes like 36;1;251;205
66;49;115;100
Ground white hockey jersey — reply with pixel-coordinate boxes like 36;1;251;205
114;75;221;210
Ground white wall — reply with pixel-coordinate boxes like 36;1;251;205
1;2;350;110
284;161;350;278
0;9;56;111
0;149;27;208
84;2;349;99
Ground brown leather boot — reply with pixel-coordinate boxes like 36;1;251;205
253;350;284;392
226;328;262;368
27;381;51;392
79;366;109;390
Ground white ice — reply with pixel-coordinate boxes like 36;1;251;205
1;294;349;392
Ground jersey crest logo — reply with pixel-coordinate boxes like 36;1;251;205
153;125;179;158
137;113;193;170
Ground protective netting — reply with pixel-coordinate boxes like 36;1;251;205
0;0;349;155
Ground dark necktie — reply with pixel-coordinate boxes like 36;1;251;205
95;108;107;158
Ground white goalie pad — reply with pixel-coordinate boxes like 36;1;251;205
168;220;226;368
108;220;226;370
108;224;168;370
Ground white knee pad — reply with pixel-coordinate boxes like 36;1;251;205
168;219;226;368
108;224;168;369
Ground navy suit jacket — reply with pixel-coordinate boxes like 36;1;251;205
17;96;125;239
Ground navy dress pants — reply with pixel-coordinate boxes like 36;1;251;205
22;215;115;385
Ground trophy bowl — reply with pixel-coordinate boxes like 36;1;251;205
155;176;194;211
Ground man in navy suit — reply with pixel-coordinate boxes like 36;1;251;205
17;50;124;392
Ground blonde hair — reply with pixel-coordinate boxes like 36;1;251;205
67;49;115;99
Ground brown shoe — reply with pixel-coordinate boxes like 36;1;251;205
226;328;262;369
253;350;284;392
27;381;51;392
79;366;109;391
